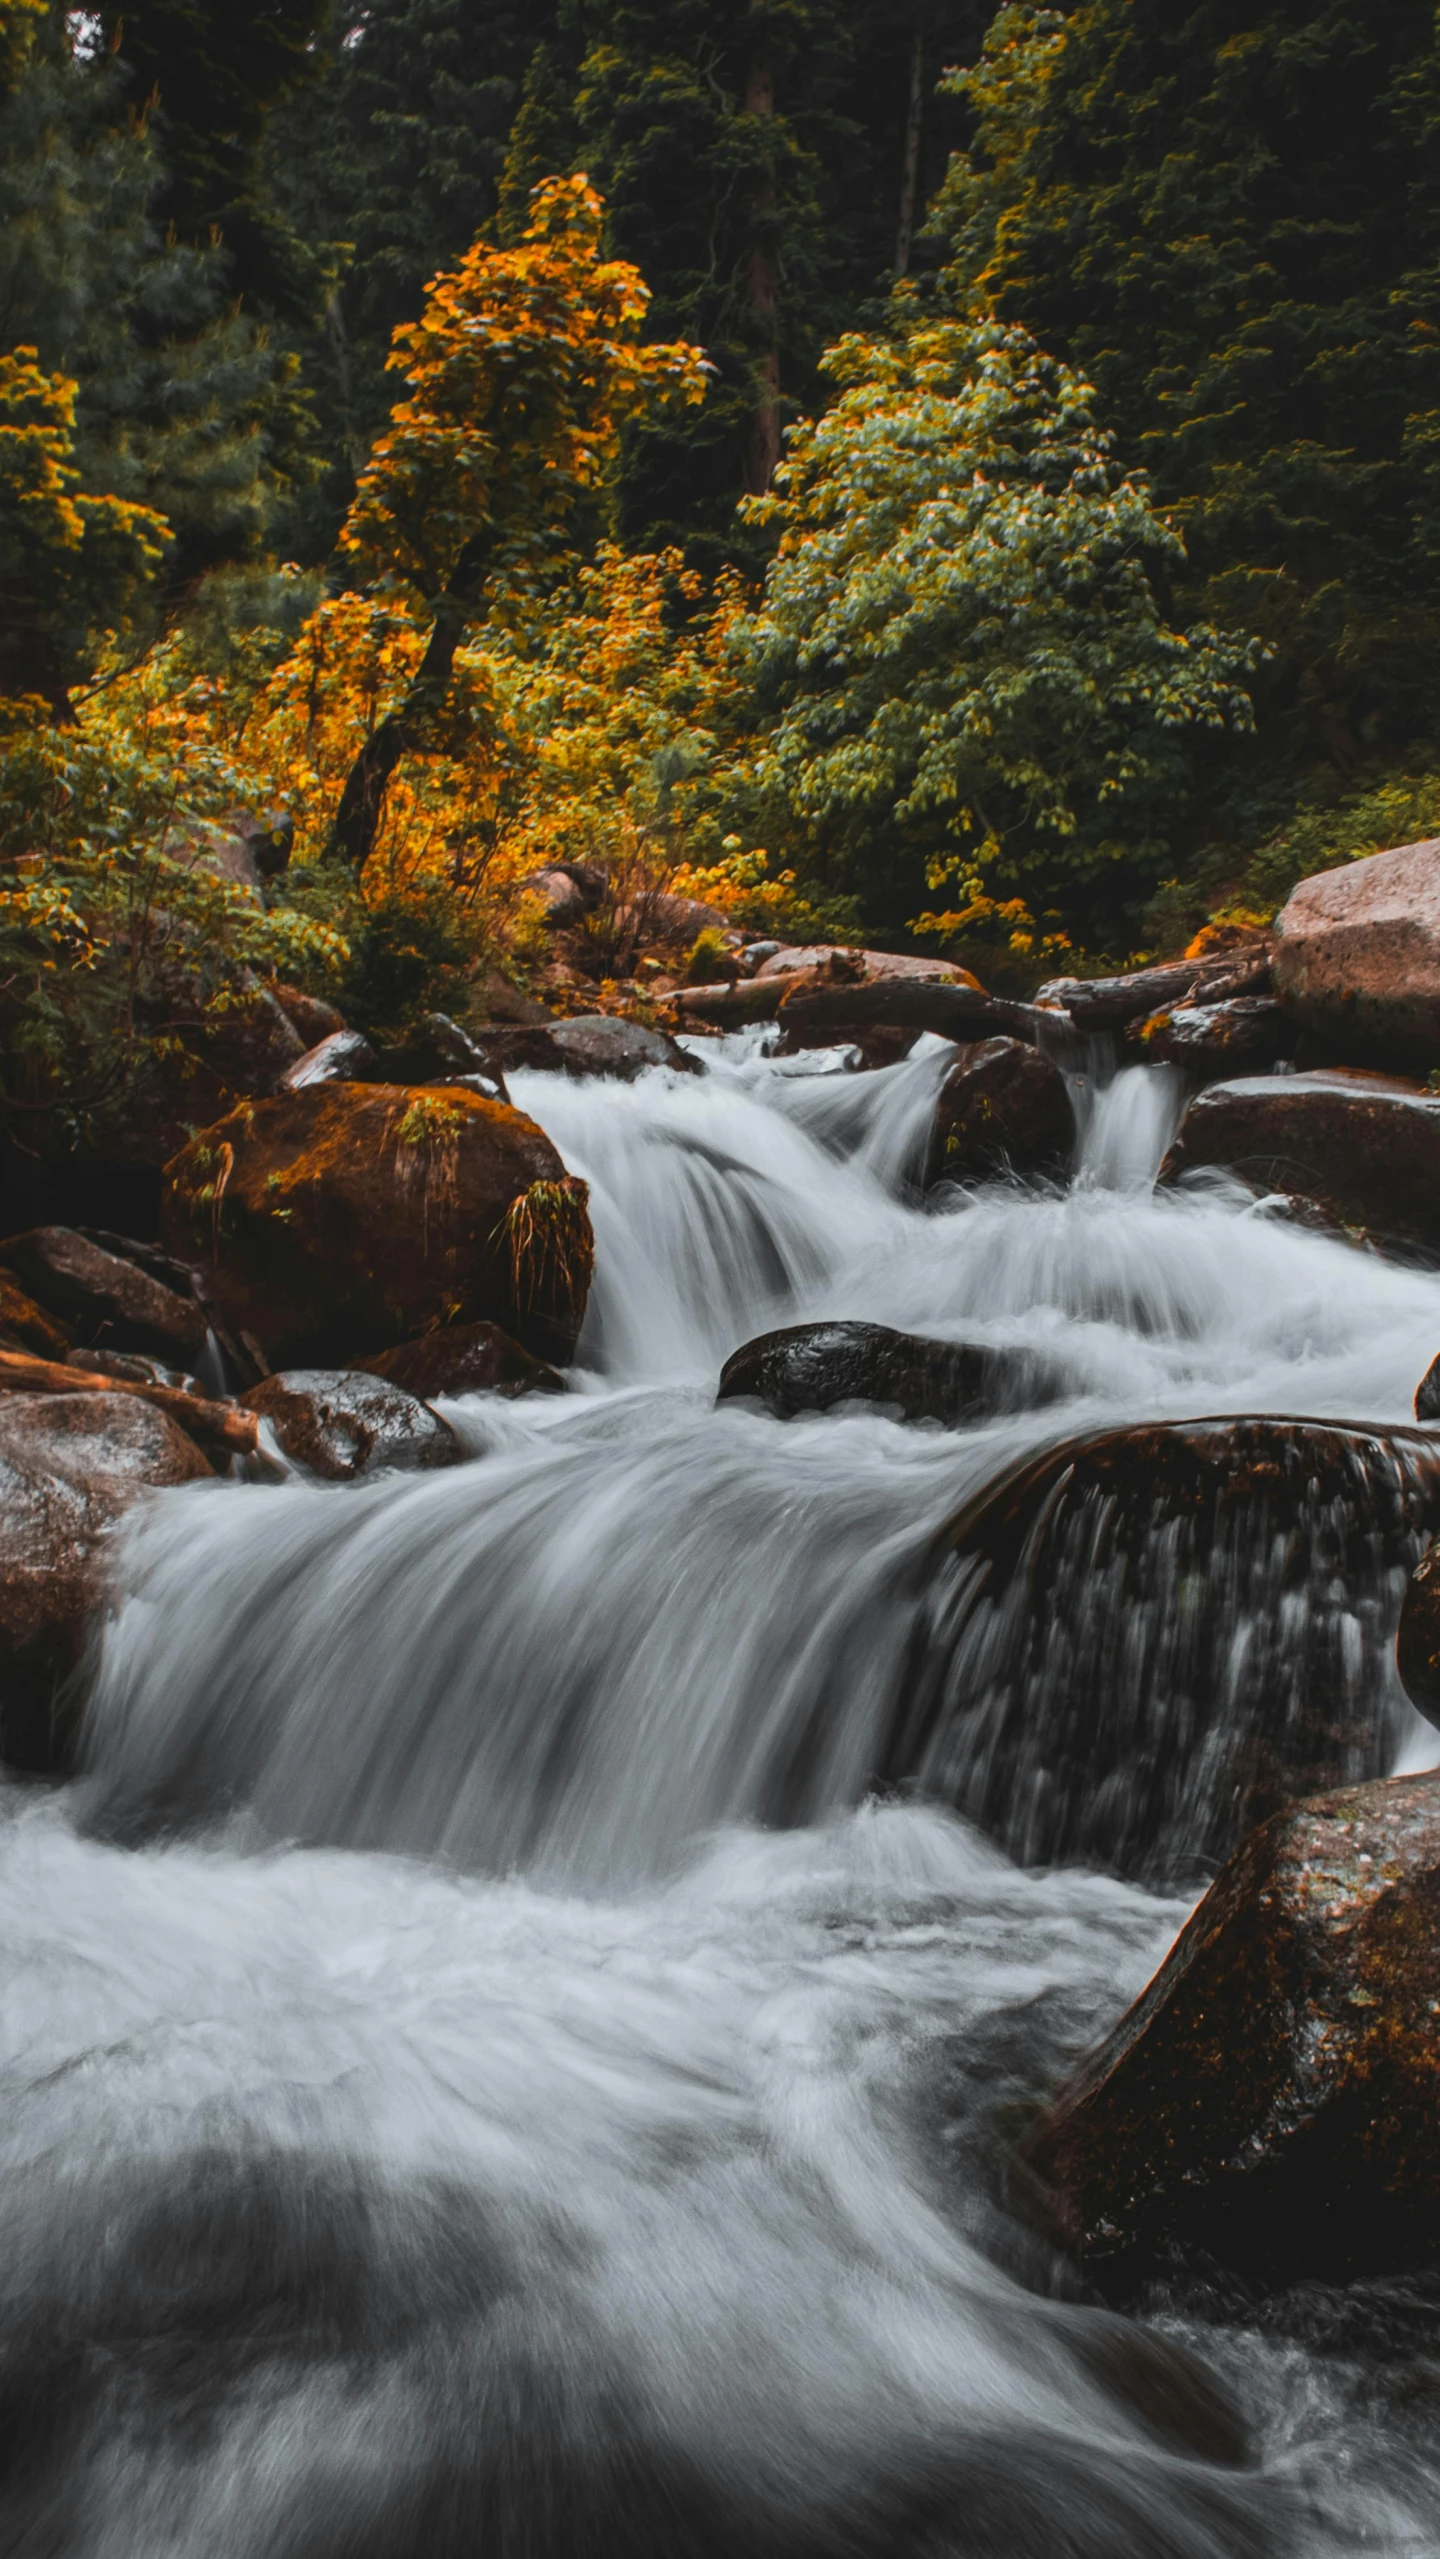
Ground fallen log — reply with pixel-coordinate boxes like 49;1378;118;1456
0;1349;258;1464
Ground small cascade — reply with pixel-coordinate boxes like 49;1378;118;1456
12;1041;1440;2555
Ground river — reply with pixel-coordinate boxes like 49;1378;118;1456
5;1035;1440;2554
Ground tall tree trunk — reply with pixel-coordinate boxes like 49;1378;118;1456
744;49;781;496
323;596;466;871
895;21;926;277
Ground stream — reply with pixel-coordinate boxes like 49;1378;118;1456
6;1035;1440;2554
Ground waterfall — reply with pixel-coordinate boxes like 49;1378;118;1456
6;1042;1440;2553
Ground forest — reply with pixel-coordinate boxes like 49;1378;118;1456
7;0;1440;1145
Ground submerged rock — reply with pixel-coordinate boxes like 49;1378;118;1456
894;1416;1440;1880
0;1226;206;1367
241;1371;461;1480
1274;835;1440;1071
930;1039;1074;1185
1158;1070;1440;1256
162;1082;593;1369
0;1391;212;1769
1024;1771;1440;2285
356;1322;565;1401
717;1321;1064;1425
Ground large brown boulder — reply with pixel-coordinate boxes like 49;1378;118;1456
0;1392;211;1769
1024;1771;1440;2285
241;1371;461;1480
1157;1069;1440;1254
929;1038;1073;1185
894;1417;1440;1879
161;1083;593;1368
1273;836;1440;1070
677;947;988;1040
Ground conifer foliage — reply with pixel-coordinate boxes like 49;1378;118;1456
939;0;1440;797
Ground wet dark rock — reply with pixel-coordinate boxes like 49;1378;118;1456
356;1322;565;1401
368;1012;508;1098
893;1417;1440;1880
679;950;986;1044
279;1029;378;1091
1040;944;1273;1032
1158;1070;1440;1257
1274;836;1440;1072
0;1227;206;1366
1396;1536;1440;1723
1125;995;1293;1075
162;1082;593;1368
0;1391;212;1770
241;1371;461;1480
717;1320;1065;1425
930;1039;1074;1185
1024;1771;1440;2285
470;1015;699;1081
273;985;345;1050
66;1347;198;1392
1417;1354;1440;1422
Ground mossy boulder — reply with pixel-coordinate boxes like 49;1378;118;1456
161;1083;593;1369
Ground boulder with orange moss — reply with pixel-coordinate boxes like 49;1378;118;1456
161;1082;593;1370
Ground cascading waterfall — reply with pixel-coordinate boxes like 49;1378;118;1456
6;1039;1440;2553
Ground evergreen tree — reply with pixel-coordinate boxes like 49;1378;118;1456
936;1;1440;802
0;6;312;590
100;0;329;321
269;0;555;501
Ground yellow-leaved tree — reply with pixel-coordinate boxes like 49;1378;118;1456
326;174;708;873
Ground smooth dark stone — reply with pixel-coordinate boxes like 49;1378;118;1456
1024;1771;1440;2285
357;1322;565;1401
717;1320;1065;1425
241;1371;461;1480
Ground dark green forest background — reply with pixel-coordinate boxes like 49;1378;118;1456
12;0;1440;960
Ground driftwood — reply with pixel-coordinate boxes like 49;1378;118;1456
0;1349;259;1464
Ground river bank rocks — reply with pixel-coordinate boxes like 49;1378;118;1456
162;1082;594;1369
1125;994;1291;1075
467;1015;699;1082
0;1391;213;1769
241;1371;461;1480
930;1039;1073;1185
717;1320;1066;1425
357;1321;565;1401
1039;940;1273;1033
894;1417;1440;1879
1158;1070;1440;1254
1025;1771;1440;2286
0;1226;207;1368
1273;836;1440;1072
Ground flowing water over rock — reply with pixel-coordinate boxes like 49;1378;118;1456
9;1040;1440;2552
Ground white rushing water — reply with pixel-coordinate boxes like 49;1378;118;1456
7;1038;1440;2554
